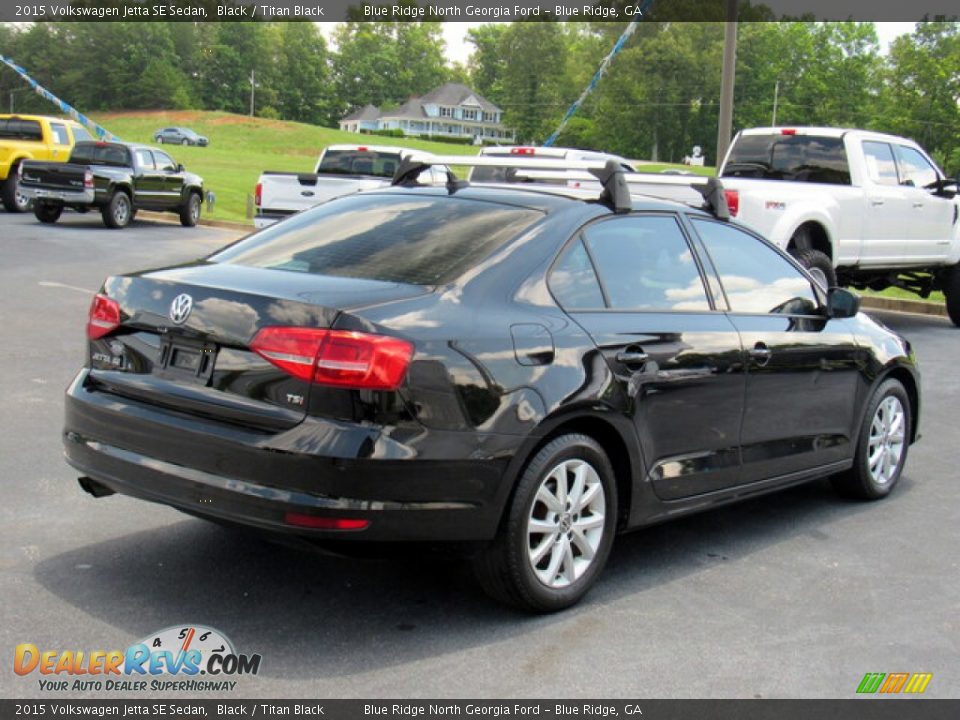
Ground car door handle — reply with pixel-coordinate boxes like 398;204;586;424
913;202;924;208
748;343;772;365
870;199;885;206
616;349;649;366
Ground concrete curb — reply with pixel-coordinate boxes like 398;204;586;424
860;295;947;318
138;210;253;233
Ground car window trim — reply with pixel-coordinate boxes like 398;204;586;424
687;216;827;318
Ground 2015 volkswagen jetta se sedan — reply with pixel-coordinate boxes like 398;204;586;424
64;176;919;612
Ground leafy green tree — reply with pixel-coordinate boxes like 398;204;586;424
275;22;334;125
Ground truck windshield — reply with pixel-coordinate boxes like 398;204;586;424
211;193;542;285
316;149;403;178
721;134;850;185
70;143;131;167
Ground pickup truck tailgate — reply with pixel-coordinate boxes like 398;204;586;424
257;172;389;220
20;161;88;191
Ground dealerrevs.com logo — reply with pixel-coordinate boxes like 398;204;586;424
14;625;262;693
856;672;933;694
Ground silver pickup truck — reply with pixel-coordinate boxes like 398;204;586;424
254;144;448;229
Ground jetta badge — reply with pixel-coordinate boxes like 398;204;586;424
169;293;194;325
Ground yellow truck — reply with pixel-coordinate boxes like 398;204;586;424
0;114;93;212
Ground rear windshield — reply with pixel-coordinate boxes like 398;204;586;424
721;134;850;185
211;194;542;285
317;149;402;178
0;118;42;141
69;142;131;167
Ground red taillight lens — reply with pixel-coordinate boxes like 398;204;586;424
724;189;740;217
510;147;534;155
254;182;262;207
284;512;369;530
250;327;413;390
87;293;121;340
84;170;94;189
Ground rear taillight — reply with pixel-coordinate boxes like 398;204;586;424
724;189;740;217
250;327;413;390
254;182;262;207
84;170;94;189
87;293;121;340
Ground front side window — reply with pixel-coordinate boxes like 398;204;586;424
581;215;710;311
862;141;899;186
895;145;939;189
153;151;176;171
692;219;819;315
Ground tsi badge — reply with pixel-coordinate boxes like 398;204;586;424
169;293;194;325
14;624;262;693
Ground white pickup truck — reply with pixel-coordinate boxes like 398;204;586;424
718;127;960;324
254;144;448;229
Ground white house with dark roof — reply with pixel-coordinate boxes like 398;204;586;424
339;83;515;142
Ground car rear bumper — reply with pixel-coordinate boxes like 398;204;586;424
63;370;513;542
22;186;94;204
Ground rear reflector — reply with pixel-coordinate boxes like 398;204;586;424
87;293;121;340
724;189;740;217
250;326;413;390
284;513;369;531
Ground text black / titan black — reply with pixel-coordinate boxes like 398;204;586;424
63;183;920;611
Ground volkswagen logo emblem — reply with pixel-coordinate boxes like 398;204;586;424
169;293;194;325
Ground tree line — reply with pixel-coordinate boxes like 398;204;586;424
0;19;957;171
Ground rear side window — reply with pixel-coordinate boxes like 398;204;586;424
212;194;542;285
862;142;899;186
722;134;850;185
49;123;70;145
0;118;42;140
550;239;605;309
692;219;819;315
317;150;402;178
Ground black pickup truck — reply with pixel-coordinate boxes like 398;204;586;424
19;141;205;229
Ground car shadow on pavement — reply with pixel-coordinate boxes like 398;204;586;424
32;475;913;680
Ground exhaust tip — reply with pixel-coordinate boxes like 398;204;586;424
77;476;115;498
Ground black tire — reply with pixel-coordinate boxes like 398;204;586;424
101;190;132;229
181;139;188;146
831;378;911;500
157;136;164;144
473;433;618;612
2;169;31;213
790;246;836;289
942;264;960;327
34;202;62;224
179;192;201;227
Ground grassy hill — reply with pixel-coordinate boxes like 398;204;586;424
93;111;484;223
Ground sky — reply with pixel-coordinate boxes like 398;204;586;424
318;21;918;67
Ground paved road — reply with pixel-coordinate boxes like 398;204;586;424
1;211;957;699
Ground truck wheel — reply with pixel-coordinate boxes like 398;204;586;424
179;192;201;227
34;202;62;224
790;247;836;289
101;191;132;229
473;433;617;612
943;264;960;327
2;170;31;213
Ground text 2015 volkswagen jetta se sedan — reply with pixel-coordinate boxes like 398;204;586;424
64;178;919;611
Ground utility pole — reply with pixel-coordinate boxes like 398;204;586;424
716;0;738;166
771;79;780;126
249;69;255;117
9;90;13;113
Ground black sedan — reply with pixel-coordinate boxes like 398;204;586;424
63;178;919;611
153;127;209;146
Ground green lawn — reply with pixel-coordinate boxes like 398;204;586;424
93;111;482;223
633;162;716;177
863;286;945;304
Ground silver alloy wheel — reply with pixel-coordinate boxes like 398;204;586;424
190;196;200;222
808;266;829;289
526;458;606;589
14;177;30;211
867;395;906;485
114;195;130;225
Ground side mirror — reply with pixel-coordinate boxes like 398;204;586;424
176;163;184;173
826;287;860;319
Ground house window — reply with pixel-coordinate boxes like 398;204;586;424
462;109;477;121
483;112;497;123
440;107;453;118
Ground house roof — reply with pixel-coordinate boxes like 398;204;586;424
340;104;380;122
379;98;428;121
419;83;500;112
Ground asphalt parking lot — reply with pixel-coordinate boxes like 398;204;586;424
1;210;958;699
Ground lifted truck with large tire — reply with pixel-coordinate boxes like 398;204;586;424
718;127;960;325
18;140;204;229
